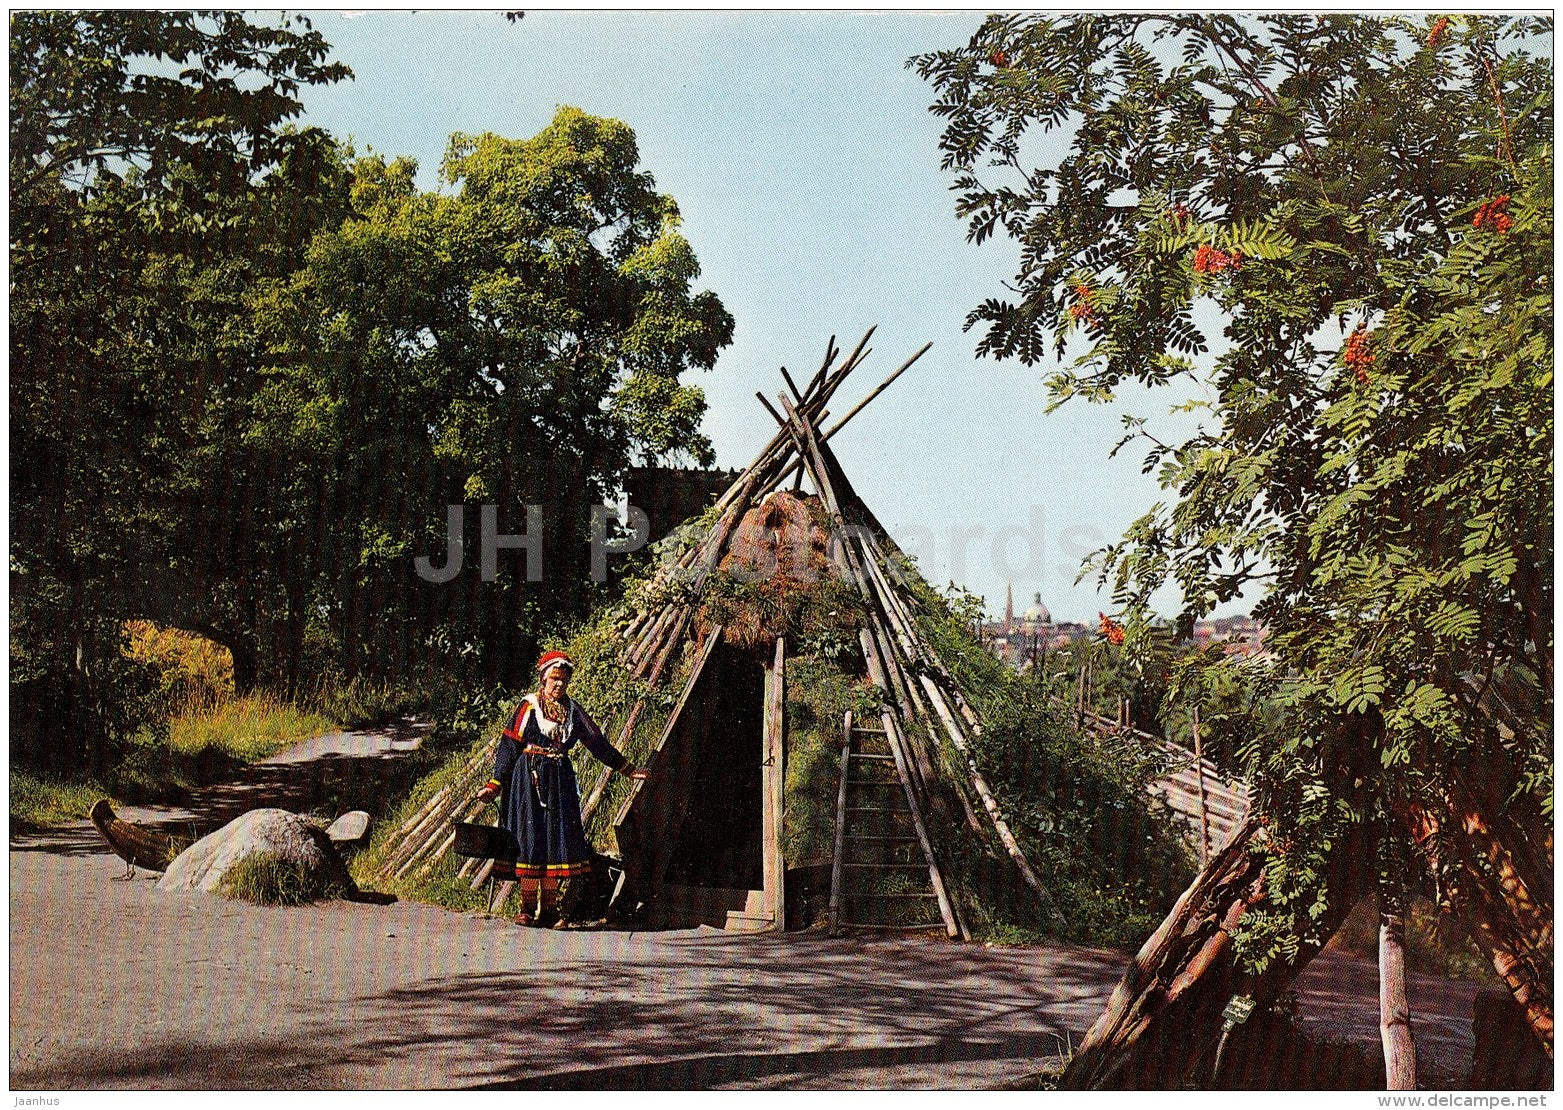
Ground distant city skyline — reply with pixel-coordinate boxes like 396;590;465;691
297;10;1248;623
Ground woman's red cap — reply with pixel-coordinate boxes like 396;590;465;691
536;649;574;674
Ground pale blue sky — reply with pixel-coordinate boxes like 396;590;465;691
298;9;1223;623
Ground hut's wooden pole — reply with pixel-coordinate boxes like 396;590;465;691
582;610;700;826
611;624;724;828
831;489;1027;845
829;710;853;936
789;408;1058;916
881;709;963;941
755;390;786;426
805;334;838;398
849;537;983;833
380;751;492;879
489;879;515;914
398;796;486;880
915;670;1060;920
821;342;933;442
779;365;806;405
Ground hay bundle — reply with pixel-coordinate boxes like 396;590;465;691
697;491;853;651
726;491;830;581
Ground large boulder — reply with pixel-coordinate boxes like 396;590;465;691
158;808;354;897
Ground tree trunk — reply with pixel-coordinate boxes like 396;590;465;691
228;636;260;695
1403;771;1553;1056
1059;814;1376;1089
1379;884;1418;1090
187;623;260;695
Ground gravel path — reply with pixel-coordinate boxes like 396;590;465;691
9;724;1484;1090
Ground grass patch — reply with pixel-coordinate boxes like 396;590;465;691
10;768;106;829
299;674;434;730
366;850;498;915
217;851;349;906
169;693;338;763
12;694;347;828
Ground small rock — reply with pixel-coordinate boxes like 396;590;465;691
326;810;371;844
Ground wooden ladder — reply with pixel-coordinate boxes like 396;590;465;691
828;710;961;938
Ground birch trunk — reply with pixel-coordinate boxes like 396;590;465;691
1379;888;1418;1090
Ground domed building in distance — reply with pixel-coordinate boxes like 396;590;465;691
984;585;1088;670
981;583;1264;670
1021;593;1051;627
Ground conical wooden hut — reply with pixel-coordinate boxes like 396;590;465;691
365;330;1210;938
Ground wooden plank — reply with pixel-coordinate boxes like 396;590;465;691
829;710;853;937
761;635;787;930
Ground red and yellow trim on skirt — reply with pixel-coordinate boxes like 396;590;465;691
514;860;592;880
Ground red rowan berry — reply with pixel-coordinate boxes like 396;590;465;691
1344;327;1374;385
1472;195;1513;234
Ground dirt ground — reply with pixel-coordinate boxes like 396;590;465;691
9;725;1487;1090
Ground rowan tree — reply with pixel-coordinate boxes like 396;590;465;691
914;13;1552;1083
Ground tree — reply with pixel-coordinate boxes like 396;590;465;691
10;11;351;762
254;107;734;688
913;13;1552;1083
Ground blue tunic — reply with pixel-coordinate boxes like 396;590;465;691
488;696;627;880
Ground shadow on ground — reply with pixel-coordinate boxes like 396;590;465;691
15;931;1114;1090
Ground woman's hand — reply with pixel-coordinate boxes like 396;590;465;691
622;764;650;782
475;784;500;804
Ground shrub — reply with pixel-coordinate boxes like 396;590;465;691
122;620;234;714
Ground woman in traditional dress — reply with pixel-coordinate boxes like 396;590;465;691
475;650;648;927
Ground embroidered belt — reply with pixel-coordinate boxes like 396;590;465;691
522;744;566;759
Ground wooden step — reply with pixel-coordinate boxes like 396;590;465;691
848;753;895;762
843;891;939;900
837;921;946;931
644;883;770;931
